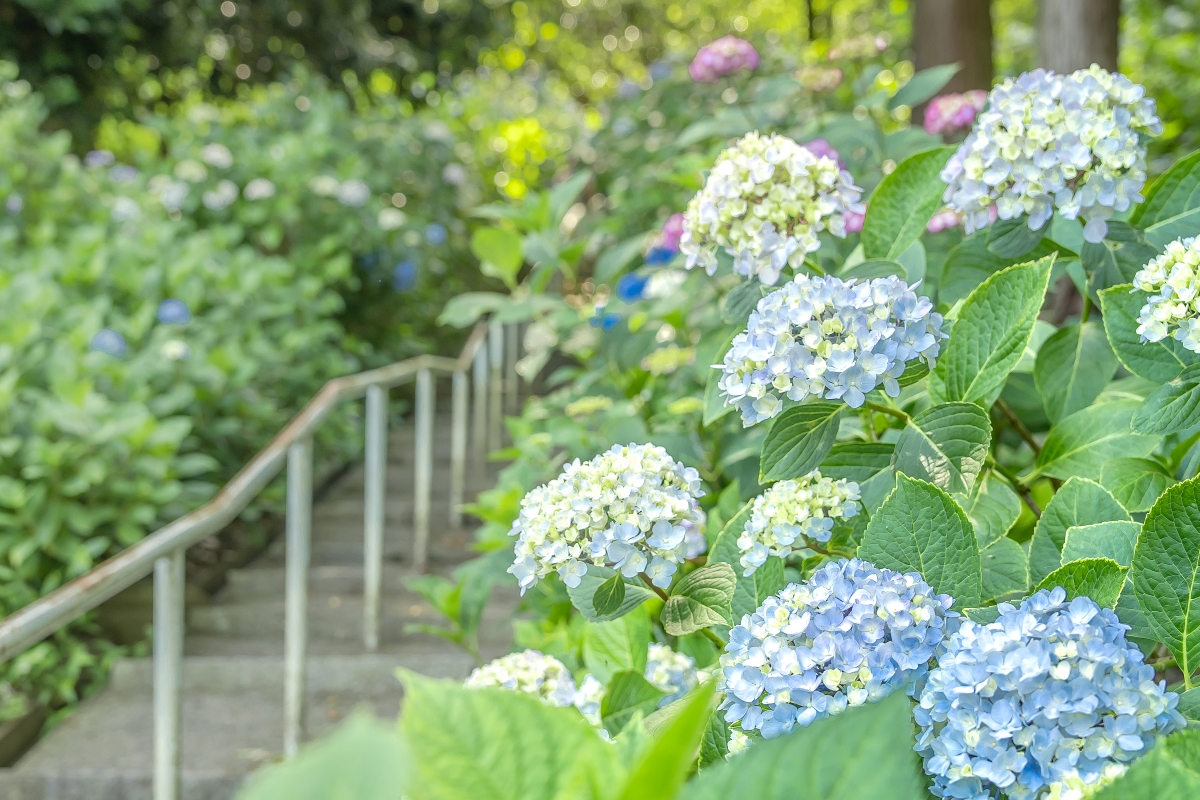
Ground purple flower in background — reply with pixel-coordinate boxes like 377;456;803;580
393;259;418;291
802;138;844;168
616;272;650;303
925;209;961;234
661;213;685;253
157;298;192;325
111;165;138;182
844;209;865;234
923;90;987;137
85;150;115;168
90;328;127;357
425;222;447;246
689;36;760;83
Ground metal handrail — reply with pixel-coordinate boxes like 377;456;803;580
0;317;523;799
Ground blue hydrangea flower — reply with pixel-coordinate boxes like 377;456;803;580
644;247;676;267
616;272;650;303
425;222;448;246
589;307;621;330
915;588;1186;800
90;328;127;357
719;558;956;746
393;259;418;291
157;299;192;325
718;273;946;425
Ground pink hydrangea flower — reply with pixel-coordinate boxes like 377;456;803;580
844;209;865;234
662;213;685;252
923;91;988;137
802;138;845;168
925;209;962;234
689;36;760;83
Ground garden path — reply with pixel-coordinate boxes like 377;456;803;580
0;414;513;800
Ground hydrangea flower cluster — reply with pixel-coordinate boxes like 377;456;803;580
508;444;705;592
718;274;946;425
465;650;578;708
719;559;956;745
681;133;864;285
689;36;760;83
924;91;988;137
942;66;1160;242
645;643;703;704
915;588;1185;800
737;472;861;574
1133;235;1200;351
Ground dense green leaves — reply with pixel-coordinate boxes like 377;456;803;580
1133;364;1200;435
759;402;843;482
568;566;654;622
1034;322;1119;424
682;693;926;800
661;563;736;635
986;217;1045;259
615;684;715;800
954;472;1020;549
859;475;982;608
892;402;991;494
399;672;617;800
1130;149;1200;228
1100;458;1176;513
861;146;956;261
1133;477;1200;682
940;234;1061;306
1099;285;1200;383
582;608;650;684
930;256;1054;405
703;331;737;426
1028;478;1130;585
1034;558;1127;608
1034;400;1159;481
470;228;524;288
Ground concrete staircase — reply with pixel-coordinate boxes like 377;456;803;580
0;417;513;799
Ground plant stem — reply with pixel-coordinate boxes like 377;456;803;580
864;400;908;423
995;399;1041;456
640;574;671;602
988;458;1042;518
1080;295;1092;324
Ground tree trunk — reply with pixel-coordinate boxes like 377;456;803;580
912;0;994;93
1038;0;1119;73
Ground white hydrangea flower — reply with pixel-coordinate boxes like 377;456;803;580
243;177;276;200
645;643;702;704
378;207;407;230
464;650;579;708
681;132;864;285
507;443;705;593
337;179;371;207
309;175;340;196
202;180;239;211
573;673;606;727
199;143;234;169
942;66;1161;242
1133;235;1200;351
174;159;208;183
110;196;141;222
737;472;861;575
719;274;946;426
149;175;189;211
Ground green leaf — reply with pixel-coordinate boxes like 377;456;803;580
981;537;1028;600
862;146;956;261
1146;207;1200;250
1034;557;1127;608
602;672;667;736
1034;400;1159;481
398;672;617;800
698;709;730;768
858;475;983;608
595;235;650;285
987;217;1046;259
568;566;654;622
891;402;991;494
889;63;961;110
662;563;736;635
759;402;843;482
1100;285;1200;383
721;279;765;326
1061;521;1141;567
615;684;716;800
437;291;508;328
940;234;1061;306
1028;477;1131;585
822;442;896;512
1130;148;1200;227
681;693;927;800
1091;730;1200;800
582;607;650;684
1034;322;1119;424
594;573;628;618
1100;457;1175;513
1132;477;1200;681
548;169;592;226
965;606;1001;624
1133;364;1200;435
471;228;524;288
237;712;407;800
954;472;1021;549
1179;689;1200;724
709;522;786;622
930;256;1054;405
703;331;737;427
839;258;907;280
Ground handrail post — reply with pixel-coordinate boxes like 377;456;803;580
413;368;434;574
153;547;185;800
471;344;488;480
283;436;312;758
488;321;503;451
363;385;387;652
504;322;519;414
449;371;467;529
